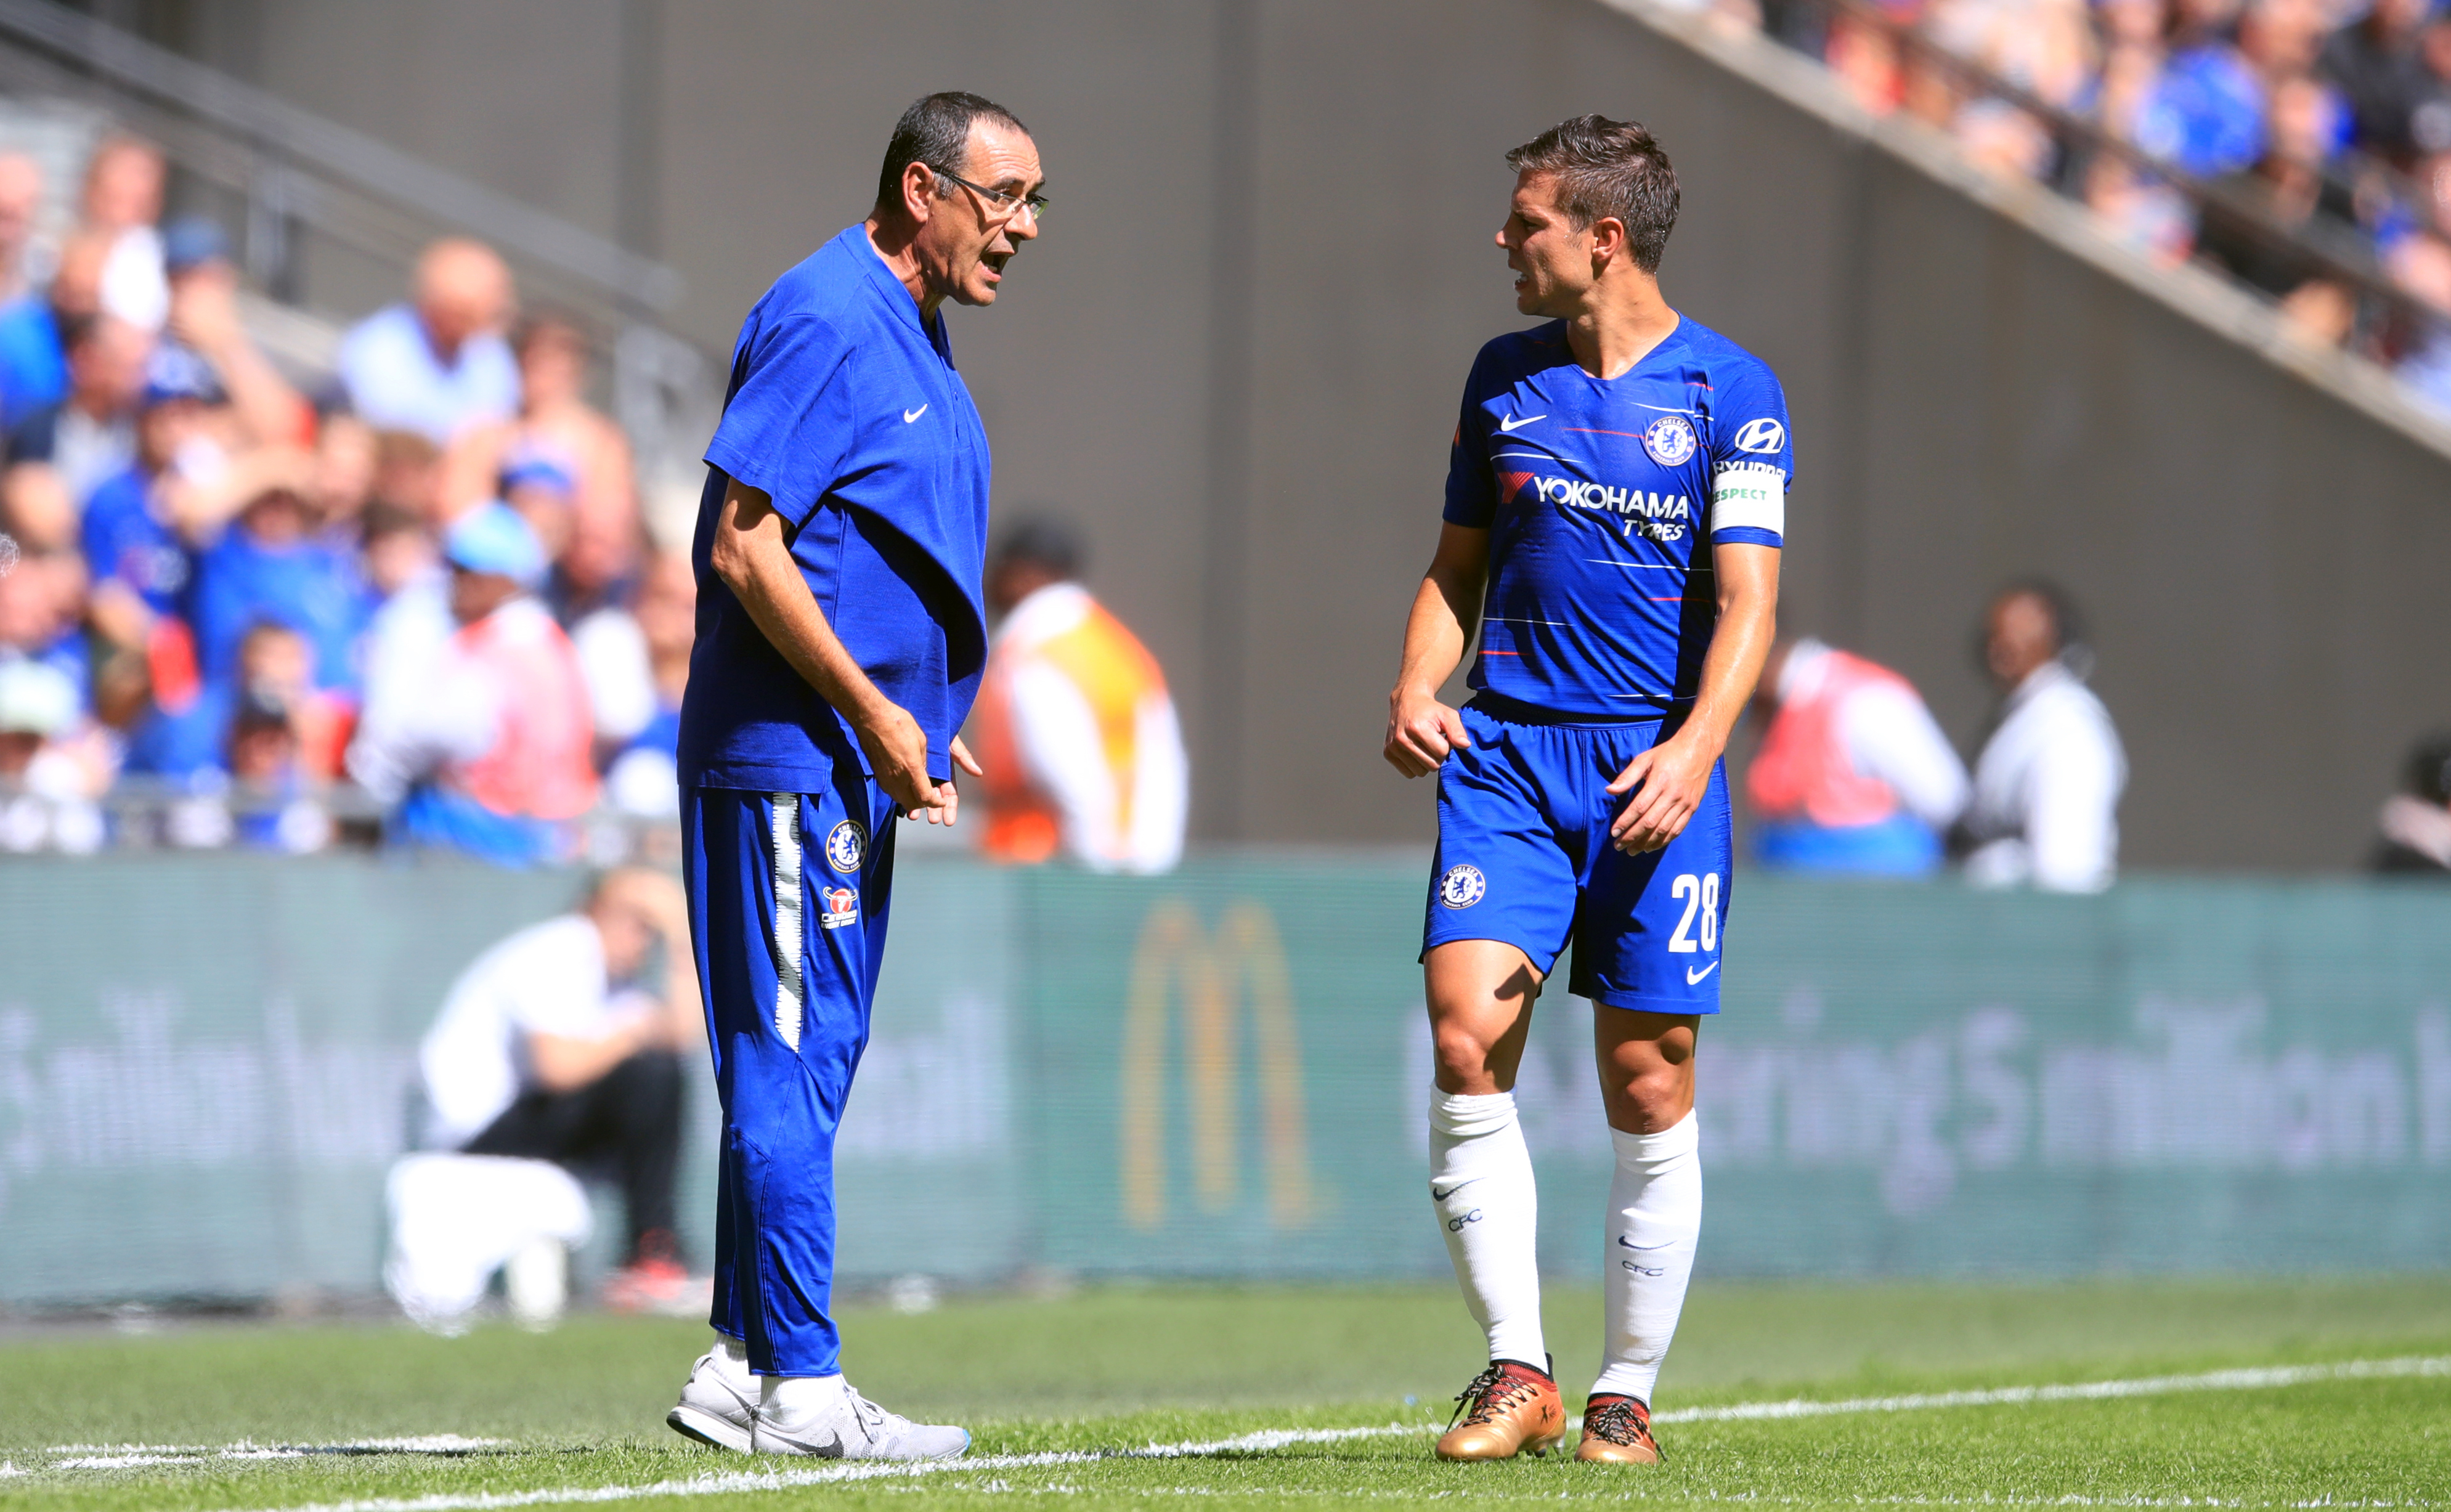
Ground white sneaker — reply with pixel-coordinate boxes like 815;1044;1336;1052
750;1373;969;1460
665;1339;757;1452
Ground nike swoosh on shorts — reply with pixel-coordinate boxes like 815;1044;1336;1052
1685;961;1719;985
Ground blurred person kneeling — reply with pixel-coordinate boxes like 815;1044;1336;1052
399;868;705;1327
347;502;596;865
1745;636;1968;875
967;517;1187;873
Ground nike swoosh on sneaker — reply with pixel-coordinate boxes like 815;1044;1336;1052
903;405;929;423
1497;413;1545;433
1685;961;1719;985
758;1425;844;1457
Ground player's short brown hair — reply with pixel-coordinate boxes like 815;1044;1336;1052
1505;115;1681;274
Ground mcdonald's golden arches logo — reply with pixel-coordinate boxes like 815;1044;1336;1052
1120;898;1317;1230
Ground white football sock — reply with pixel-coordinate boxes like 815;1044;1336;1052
760;1372;844;1423
1429;1089;1546;1367
1592;1112;1702;1405
715;1333;748;1365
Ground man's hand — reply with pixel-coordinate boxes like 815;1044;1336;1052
855;701;938;816
901;733;985;826
1607;729;1718;854
1384;685;1471;778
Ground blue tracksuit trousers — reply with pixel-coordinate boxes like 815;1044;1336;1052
681;777;898;1376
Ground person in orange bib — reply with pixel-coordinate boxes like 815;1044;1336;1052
968;517;1185;874
1744;636;1967;876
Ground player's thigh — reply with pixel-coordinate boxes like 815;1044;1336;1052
1421;713;1579;1094
1423;938;1545;1094
1569;757;1733;1016
1423;709;1579;975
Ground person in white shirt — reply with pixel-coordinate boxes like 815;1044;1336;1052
968;518;1187;874
338;238;521;445
1957;582;2126;893
1746;636;1969;874
417;866;702;1306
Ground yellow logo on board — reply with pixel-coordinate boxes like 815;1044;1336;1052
1120;899;1317;1230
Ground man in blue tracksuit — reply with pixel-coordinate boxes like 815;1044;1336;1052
662;91;1046;1462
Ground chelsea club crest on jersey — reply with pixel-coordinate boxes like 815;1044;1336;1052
1641;413;1698;467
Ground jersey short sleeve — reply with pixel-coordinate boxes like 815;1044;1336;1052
703;314;856;529
1441;349;1501;529
1707;360;1793;549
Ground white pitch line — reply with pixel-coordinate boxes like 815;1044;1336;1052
135;1353;2449;1512
1649;1354;2451;1425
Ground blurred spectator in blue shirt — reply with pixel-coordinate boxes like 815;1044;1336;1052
190;482;366;696
2137;39;2269;175
338;239;519;445
225;686;332;853
9;309;148;506
79;344;309;660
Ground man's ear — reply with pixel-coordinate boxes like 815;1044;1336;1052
1588;214;1629;269
901;161;937;224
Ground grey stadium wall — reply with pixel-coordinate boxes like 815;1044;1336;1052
167;0;2451;866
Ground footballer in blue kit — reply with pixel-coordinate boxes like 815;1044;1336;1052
1384;117;1787;1467
663;93;1045;1464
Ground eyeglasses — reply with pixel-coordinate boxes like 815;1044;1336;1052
935;168;1049;225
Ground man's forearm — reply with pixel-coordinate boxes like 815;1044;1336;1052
1394;575;1471;696
1678;549;1781;757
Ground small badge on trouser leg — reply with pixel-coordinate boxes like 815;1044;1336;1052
818;885;859;930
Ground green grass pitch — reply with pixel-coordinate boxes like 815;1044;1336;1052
2;1276;2447;1510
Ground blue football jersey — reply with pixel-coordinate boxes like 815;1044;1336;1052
1443;316;1792;718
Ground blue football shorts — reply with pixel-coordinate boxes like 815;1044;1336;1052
1421;697;1733;1014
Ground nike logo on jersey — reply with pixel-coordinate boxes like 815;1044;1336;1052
1685;961;1720;985
1497;413;1546;433
903;404;929;423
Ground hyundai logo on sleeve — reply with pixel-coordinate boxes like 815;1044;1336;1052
1731;417;1786;454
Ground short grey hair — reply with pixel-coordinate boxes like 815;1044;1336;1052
876;91;1030;212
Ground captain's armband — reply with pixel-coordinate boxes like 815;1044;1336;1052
1710;463;1785;540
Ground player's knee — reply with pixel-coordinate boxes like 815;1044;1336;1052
1430;1021;1510;1091
1606;1065;1691;1132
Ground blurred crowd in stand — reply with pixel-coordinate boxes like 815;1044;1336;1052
1705;0;2451;408
0;132;693;861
